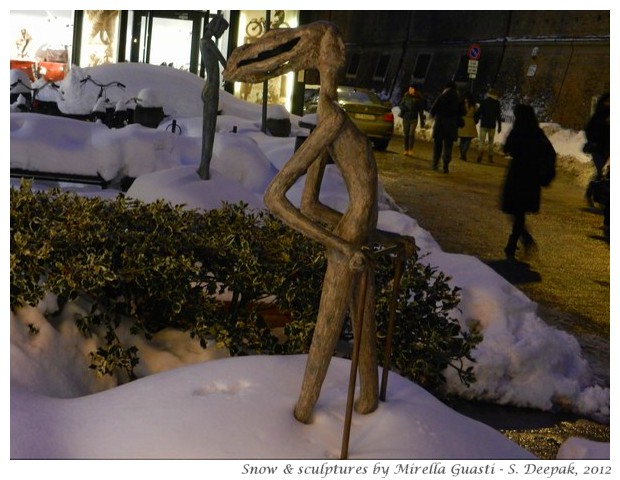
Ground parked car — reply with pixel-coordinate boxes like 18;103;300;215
303;86;394;150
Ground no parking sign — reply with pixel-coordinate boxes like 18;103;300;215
467;44;481;79
468;44;482;60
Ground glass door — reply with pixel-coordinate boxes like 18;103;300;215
130;11;203;74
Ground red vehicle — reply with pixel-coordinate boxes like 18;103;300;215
10;59;37;82
37;61;68;82
10;59;68;82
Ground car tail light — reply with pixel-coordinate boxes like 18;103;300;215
383;112;394;123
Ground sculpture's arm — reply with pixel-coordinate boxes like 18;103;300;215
200;38;227;71
265;109;362;263
301;153;416;259
199;40;227;106
299;150;343;228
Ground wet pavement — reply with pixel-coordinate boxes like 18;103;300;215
373;135;610;459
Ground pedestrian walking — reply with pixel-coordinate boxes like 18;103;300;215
430;81;465;173
398;84;426;156
501;104;556;259
600;158;610;237
458;92;478;161
583;92;610;207
475;87;502;163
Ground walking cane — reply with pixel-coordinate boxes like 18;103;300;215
340;243;406;459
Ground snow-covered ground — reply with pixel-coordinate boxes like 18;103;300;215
8;62;610;468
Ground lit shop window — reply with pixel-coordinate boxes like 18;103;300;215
80;10;120;67
232;10;298;111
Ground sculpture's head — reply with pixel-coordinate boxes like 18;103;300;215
206;14;229;39
223;21;345;84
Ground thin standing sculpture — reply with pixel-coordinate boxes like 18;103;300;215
197;14;229;180
224;21;413;424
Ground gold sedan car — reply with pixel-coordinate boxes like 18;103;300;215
304;86;394;150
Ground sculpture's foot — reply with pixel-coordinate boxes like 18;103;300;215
196;163;211;180
354;396;379;415
293;403;313;424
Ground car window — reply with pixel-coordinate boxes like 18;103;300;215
304;88;319;103
337;88;381;106
304;87;384;113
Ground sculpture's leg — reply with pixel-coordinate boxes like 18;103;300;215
197;86;218;180
341;264;377;459
294;251;354;424
351;265;379;414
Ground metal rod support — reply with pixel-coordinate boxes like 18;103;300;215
341;266;369;460
340;241;412;458
380;251;404;401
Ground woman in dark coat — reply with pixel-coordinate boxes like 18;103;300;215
398;84;426;156
583;92;610;206
430;81;464;173
501;104;554;259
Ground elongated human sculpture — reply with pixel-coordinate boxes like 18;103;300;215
197;14;229;180
224;22;409;423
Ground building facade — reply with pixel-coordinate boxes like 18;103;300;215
301;10;610;129
10;10;609;130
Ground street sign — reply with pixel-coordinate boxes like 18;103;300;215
468;44;482;60
527;64;537;77
467;59;479;79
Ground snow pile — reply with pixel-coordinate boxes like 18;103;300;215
9;62;610;461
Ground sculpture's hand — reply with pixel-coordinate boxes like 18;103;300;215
348;250;366;272
372;229;417;259
347;246;372;272
397;235;417;258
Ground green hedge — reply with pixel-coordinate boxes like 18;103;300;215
10;181;480;392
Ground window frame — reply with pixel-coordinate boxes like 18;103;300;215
346;52;361;79
372;53;391;81
412;53;432;80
